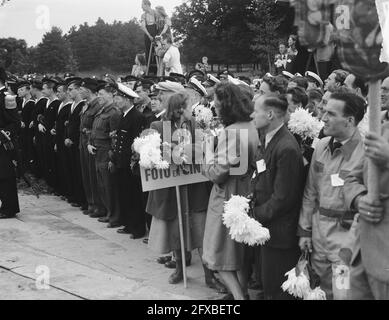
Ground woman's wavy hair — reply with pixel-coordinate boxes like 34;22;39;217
214;83;253;127
164;91;189;121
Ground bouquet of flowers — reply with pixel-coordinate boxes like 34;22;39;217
281;250;326;300
193;104;214;130
223;195;270;246
133;129;169;169
288;108;324;142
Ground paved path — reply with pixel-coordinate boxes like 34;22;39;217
0;193;220;300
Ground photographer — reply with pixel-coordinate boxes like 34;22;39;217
140;0;158;73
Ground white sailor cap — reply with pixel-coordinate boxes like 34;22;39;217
155;80;185;93
188;77;208;96
281;71;294;79
295;73;303;77
305;71;324;87
116;82;139;99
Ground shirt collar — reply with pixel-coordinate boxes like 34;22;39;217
265;123;284;148
327;130;361;161
156;109;166;119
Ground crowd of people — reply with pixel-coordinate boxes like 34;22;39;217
0;53;389;300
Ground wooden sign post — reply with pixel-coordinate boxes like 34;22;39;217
140;164;209;288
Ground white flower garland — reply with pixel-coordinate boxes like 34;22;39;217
222;195;270;246
288;108;324;141
133;131;169;169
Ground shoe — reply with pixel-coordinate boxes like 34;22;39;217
129;233;145;240
81;204;88;211
248;280;263;291
98;217;109;223
71;203;80;208
214;293;234;300
90;212;106;218
142;238;149;244
206;278;228;294
168;270;183;284
117;228;131;234
165;260;176;269
107;222;121;228
157;256;172;264
82;209;90;215
0;213;14;219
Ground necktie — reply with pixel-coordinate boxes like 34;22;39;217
329;139;342;155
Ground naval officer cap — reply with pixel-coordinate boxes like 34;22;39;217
81;78;99;92
188;77;208;96
115;82;139;99
305;71;324;87
155;80;185;93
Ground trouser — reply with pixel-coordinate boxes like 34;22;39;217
0;176;20;217
69;143;86;206
95;147;120;224
350;252;389;300
261;245;300;300
79;138;93;207
35;134;47;180
56;142;72;198
43;134;57;190
116;167;145;237
145;24;157;75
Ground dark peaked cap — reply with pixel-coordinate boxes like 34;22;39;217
81;78;99;92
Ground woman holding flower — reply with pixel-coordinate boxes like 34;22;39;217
202;83;259;300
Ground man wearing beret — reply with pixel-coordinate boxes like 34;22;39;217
79;78;105;217
0;67;20;219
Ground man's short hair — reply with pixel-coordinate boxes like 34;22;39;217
290;76;308;90
333;69;349;86
287;86;308;108
353;76;368;97
262;93;288;116
162;33;173;44
330;92;367;125
263;75;288;94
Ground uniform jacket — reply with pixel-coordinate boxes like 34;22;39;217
55;102;71;147
0;87;20;179
344;123;389;283
252;125;304;249
66;100;85;147
79;97;101;146
146;118;211;221
111;106;145;169
89;102;121;148
32;97;48;137
298;130;365;238
42;99;60;132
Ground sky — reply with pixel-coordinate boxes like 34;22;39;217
0;0;184;46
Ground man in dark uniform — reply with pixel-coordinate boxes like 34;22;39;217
30;80;48;179
88;83;121;227
41;78;61;192
0;68;20;219
17;81;35;172
79;78;105;216
65;77;87;210
110;83;146;238
54;80;72;199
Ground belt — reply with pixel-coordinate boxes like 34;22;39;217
319;208;355;220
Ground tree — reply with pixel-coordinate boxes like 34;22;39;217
0;38;35;73
35;27;75;73
248;0;286;72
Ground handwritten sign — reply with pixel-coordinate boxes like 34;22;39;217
140;164;209;192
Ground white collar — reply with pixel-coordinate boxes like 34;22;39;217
0;86;5;91
123;105;134;118
36;96;47;103
156;109;166;119
265;123;284;148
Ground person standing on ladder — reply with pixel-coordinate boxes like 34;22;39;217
140;0;158;75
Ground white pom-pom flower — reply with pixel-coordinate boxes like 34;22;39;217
304;287;327;300
222;195;270;246
281;268;311;299
133;131;169;169
288;108;324;141
193;104;214;129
